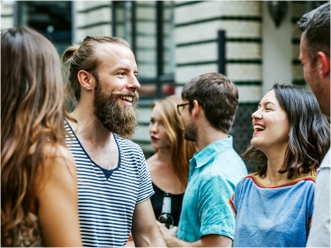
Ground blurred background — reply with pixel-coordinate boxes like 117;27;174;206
1;0;327;171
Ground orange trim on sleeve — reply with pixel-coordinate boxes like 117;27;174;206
229;194;237;216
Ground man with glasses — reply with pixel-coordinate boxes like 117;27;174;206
158;72;247;247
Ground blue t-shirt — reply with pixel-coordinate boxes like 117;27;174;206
176;136;247;242
231;172;316;247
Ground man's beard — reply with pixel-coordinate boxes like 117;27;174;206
93;80;139;139
184;121;197;142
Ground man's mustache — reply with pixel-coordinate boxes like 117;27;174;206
112;90;139;102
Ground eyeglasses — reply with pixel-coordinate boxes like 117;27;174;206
177;103;192;115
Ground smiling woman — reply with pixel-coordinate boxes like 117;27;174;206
250;89;290;156
230;83;330;247
243;84;329;178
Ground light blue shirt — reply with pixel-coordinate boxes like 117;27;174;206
176;136;247;242
231;173;315;247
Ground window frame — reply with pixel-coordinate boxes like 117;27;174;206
112;1;175;103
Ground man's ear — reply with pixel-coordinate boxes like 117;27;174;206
191;100;202;118
77;70;95;91
317;51;330;79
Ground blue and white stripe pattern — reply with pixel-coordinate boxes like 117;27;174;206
65;122;154;247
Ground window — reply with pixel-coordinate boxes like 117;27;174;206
112;1;175;100
16;1;72;55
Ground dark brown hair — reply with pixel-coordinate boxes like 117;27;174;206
181;72;239;133
242;84;330;179
297;1;330;64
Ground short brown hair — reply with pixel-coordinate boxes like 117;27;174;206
297;2;330;63
181;72;239;133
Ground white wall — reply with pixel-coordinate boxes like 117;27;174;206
0;0;15;30
262;1;293;95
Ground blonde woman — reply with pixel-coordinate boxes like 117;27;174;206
1;27;82;247
147;95;197;226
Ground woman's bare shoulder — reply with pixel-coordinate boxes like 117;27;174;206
43;143;75;169
35;143;76;191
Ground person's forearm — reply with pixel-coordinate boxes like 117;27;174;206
150;237;167;247
134;234;166;247
165;236;203;247
165;234;232;247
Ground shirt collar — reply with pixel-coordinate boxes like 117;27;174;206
191;135;233;169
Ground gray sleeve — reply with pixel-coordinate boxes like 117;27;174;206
306;153;330;247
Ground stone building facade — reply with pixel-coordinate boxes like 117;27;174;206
1;1;325;163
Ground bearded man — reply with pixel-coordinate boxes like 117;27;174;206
61;36;166;247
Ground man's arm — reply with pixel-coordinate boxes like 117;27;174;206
157;222;232;247
131;198;166;247
306;166;330;247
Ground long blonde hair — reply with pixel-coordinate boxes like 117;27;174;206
152;95;197;191
1;27;68;246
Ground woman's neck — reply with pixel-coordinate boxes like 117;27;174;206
147;148;185;194
156;147;172;164
258;153;287;186
260;154;312;186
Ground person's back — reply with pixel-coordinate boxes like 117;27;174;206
1;26;81;247
157;72;248;247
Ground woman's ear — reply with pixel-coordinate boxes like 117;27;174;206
77;70;94;91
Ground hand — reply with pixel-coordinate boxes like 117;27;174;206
156;221;178;245
125;233;135;247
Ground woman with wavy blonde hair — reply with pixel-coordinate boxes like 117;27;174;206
1;27;82;247
147;95;198;226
